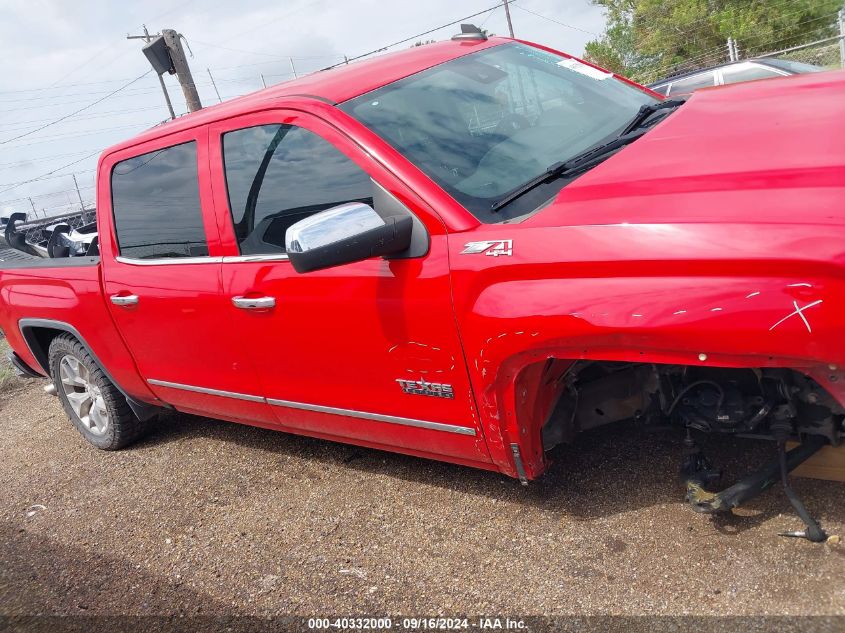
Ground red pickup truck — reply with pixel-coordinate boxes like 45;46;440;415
2;30;843;540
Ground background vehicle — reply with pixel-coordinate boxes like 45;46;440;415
1;30;843;541
648;57;825;96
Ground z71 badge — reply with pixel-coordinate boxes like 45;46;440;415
396;378;455;399
461;239;513;257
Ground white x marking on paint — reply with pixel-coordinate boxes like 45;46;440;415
769;300;823;333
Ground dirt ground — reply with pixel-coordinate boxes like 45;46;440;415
0;369;843;626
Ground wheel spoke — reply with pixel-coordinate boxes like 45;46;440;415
60;360;86;387
88;400;108;434
57;354;109;436
65;391;91;417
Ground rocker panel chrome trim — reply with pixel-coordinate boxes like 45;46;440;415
266;397;477;436
147;378;265;403
146;379;476;435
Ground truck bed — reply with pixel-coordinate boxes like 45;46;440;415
0;258;155;403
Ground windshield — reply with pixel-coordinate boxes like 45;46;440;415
341;42;656;223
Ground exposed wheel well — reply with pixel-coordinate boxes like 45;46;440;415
21;325;64;374
18;320;161;422
511;358;844;456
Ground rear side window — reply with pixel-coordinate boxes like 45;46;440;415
222;124;372;255
668;71;716;94
720;63;783;85
111;141;209;260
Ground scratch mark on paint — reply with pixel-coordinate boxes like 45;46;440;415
711;307;723;312
632;314;643;318
769;299;823;333
788;283;812;288
746;291;760;298
673;310;686;315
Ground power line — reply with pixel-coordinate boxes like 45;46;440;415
513;4;599;36
0;151;104;196
0;170;97;190
0;70;153;145
0;104;183;131
190;39;340;60
1;123;151;150
323;1;510;70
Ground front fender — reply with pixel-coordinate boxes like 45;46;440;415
450;223;845;479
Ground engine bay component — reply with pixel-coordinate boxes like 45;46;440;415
541;361;844;542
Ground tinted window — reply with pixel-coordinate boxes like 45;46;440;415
720;63;783;85
222;125;373;255
761;58;823;74
650;84;670;96
111;142;208;259
668;71;716;94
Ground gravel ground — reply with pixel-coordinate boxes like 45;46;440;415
0;374;843;626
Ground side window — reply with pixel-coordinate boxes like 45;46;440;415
720;64;783;85
668;71;716;94
222;124;373;255
650;84;670;96
111;141;208;260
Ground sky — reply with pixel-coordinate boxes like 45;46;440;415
0;0;606;219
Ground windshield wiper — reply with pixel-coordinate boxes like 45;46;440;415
617;98;685;137
491;99;686;215
491;128;650;214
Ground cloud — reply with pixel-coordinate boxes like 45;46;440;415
0;0;605;214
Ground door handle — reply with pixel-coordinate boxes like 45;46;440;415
232;296;276;310
110;294;139;307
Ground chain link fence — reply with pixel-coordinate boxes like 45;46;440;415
639;11;845;85
759;38;843;69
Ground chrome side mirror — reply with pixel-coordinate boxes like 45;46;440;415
285;202;413;273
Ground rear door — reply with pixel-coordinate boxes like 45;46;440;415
207;109;491;465
98;128;276;425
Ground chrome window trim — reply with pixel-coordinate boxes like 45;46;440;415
222;254;290;263
266;397;477;436
147;378;265;403
145;378;476;436
116;256;224;266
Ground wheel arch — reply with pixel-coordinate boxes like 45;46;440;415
18;318;161;421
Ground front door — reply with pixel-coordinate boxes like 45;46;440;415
99;129;277;426
207;110;490;465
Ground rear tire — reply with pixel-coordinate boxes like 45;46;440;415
48;334;146;450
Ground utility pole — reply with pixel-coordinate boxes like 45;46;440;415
28;197;36;220
839;6;845;69
260;73;267;88
162;29;202;112
207;68;222;103
71;174;85;211
289;57;298;79
127;25;176;120
502;0;515;38
727;37;736;62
